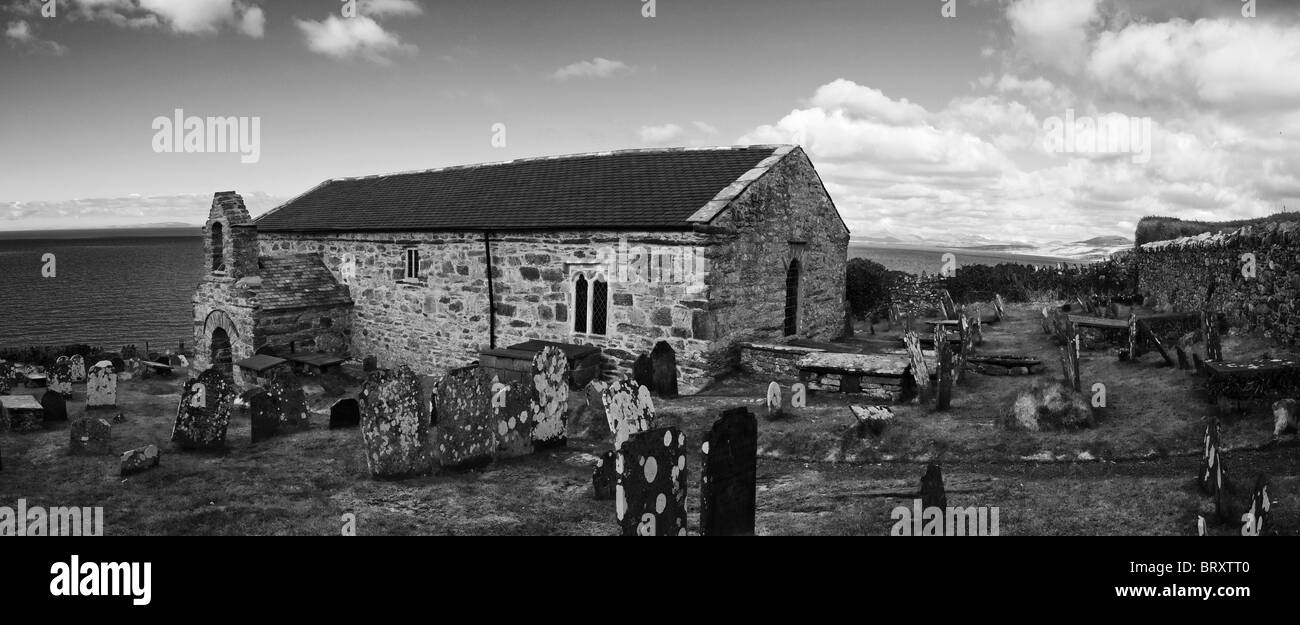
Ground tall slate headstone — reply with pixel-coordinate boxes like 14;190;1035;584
903;331;930;403
49;358;74;396
329;397;361;429
40;390;67;423
171;368;237;450
615;427;689;536
632;354;654;390
267;369;309;428
650;341;679;398
699;407;758;536
592;449;618;500
434;367;495;470
529;346;569;450
584;379;609;439
359;366;433;479
935;329;953;411
921;463;946;511
86;361;117;409
248;388;279;443
1199;418;1229;521
491;379;533;459
0;361;12;395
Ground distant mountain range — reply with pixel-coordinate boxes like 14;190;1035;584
852;230;1134;261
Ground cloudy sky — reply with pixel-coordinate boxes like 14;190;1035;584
2;0;1298;243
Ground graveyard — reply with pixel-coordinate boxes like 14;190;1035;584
2;299;1297;536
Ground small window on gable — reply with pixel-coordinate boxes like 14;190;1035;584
404;248;420;280
573;274;588;333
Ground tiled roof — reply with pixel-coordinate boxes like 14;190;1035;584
256;254;353;311
254;146;793;232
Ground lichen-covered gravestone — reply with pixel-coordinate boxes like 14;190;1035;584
1199;418;1229;521
49;358;74;396
0;361;12;395
583;379;609;439
329;398;360;429
248;388;279;443
40;390;67;423
359;366;434;479
699;407;758;536
86;361;117;409
1241;475;1270;536
171;368;237;450
615;427;689;536
267;369;309;428
650;341;678;398
69;417;112;455
903;331;930;403
602;379;654;450
120;445;161;476
69;355;87;383
491;379;533;459
434;367;496;469
529;346;569;450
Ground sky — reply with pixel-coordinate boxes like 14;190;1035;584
1;0;1298;244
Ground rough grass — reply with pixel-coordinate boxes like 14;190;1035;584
1;303;1296;535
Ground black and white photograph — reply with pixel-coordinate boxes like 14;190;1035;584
0;0;1297;600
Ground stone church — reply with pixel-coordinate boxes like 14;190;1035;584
192;145;849;393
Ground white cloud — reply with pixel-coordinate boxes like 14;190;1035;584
359;0;423;18
64;0;264;37
638;123;684;144
1007;0;1101;73
4;19;67;55
0;192;284;230
552;57;632;81
295;14;416;65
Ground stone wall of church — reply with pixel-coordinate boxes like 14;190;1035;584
191;277;257;371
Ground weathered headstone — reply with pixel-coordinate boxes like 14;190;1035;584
267;369;309;428
602;379;654;449
86;361;117;409
171;368;237;450
0;361;12;395
529;346;569;450
69;355;86;383
649;341;679;398
699;407;758;536
1273;399;1298;436
1199;418;1229;521
1203;310;1222;361
632;353;654;389
49;358;74;395
329;397;361;429
935;328;953;411
920;463;946;511
903;331;931;403
434;367;495;470
359;366;434;479
248;388;279;443
994;294;1005;322
69;417;112;455
615;427;689;536
1060;331;1082;393
120;444;161;476
491;379;533;459
592;449;618;500
584;379;609;438
39;390;67;423
765;381;785;419
1241;475;1270;536
955;315;972;383
851;404;893;437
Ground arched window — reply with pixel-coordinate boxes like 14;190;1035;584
211;222;225;272
572;272;609;336
784;259;800;336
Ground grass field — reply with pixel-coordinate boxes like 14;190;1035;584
1;303;1296;535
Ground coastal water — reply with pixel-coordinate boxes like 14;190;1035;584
850;243;1077;275
0;233;204;350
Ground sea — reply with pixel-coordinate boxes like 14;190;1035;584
0;230;1079;350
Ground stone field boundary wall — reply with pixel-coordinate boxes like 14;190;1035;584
1135;222;1300;347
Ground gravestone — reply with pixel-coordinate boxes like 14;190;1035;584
765;381;785;419
267;369;309;428
994;294;1005;322
650;341;679;398
359;366;433;479
592;450;618;500
86;361;117;409
1241;475;1270;536
434;367;495;470
1199;418;1229;521
851;405;893;437
935;329;953;411
49;358;74;395
955;316;972;383
602;379;654;449
921;463;946;511
1203;311;1222;361
529;346;569;450
172;368;237;450
1274;399;1298;436
0;361;12;394
69;417;112;455
615;427;689;536
903;331;931;403
699;407;758;536
248;388;279;443
69;354;86;382
491;379;533;459
584;379;609;439
329;397;360;429
632;354;654;389
1060;331;1082;393
39;390;67;423
120;445;161;476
